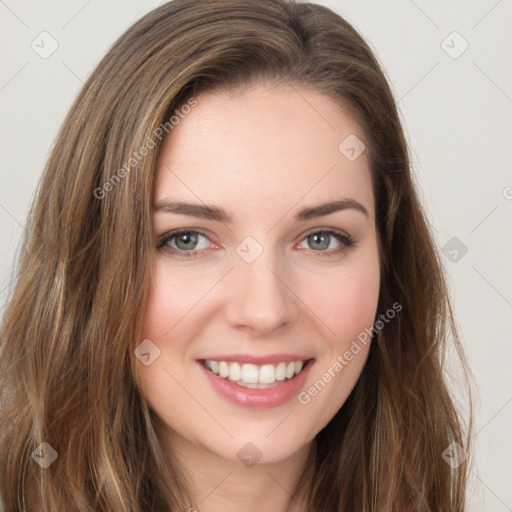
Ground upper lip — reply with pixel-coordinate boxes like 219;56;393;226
198;354;314;365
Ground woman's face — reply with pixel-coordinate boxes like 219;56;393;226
136;83;380;465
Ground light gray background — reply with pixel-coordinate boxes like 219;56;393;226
1;1;511;510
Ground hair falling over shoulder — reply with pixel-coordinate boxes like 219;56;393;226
0;0;474;510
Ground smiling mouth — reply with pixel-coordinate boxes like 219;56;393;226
199;358;314;389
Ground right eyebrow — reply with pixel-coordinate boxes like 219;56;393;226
154;200;231;223
153;198;369;223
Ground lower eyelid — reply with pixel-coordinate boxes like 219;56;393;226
161;231;211;251
157;229;355;255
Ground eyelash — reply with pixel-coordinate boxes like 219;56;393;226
156;228;356;260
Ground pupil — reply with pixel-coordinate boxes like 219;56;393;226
177;233;197;250
310;233;328;250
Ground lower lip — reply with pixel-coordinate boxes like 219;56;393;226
197;359;314;408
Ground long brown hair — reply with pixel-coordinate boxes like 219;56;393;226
0;0;473;510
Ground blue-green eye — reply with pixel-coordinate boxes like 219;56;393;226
157;228;356;260
297;230;356;256
156;229;211;259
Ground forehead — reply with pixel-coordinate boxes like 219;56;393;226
154;83;374;222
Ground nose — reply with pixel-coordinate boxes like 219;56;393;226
224;246;300;337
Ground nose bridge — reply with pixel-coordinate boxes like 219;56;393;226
225;234;298;334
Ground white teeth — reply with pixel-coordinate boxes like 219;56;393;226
259;364;275;384
275;362;286;381
203;359;308;386
240;363;259;383
237;381;280;389
227;362;241;381
218;361;229;378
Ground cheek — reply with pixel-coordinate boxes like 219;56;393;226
136;263;200;393
297;247;380;346
140;261;213;339
135;264;202;431
293;245;379;429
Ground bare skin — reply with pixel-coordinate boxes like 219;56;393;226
136;82;380;512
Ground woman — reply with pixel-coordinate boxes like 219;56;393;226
0;0;473;510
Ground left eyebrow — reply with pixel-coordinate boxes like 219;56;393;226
153;198;369;222
295;199;368;220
